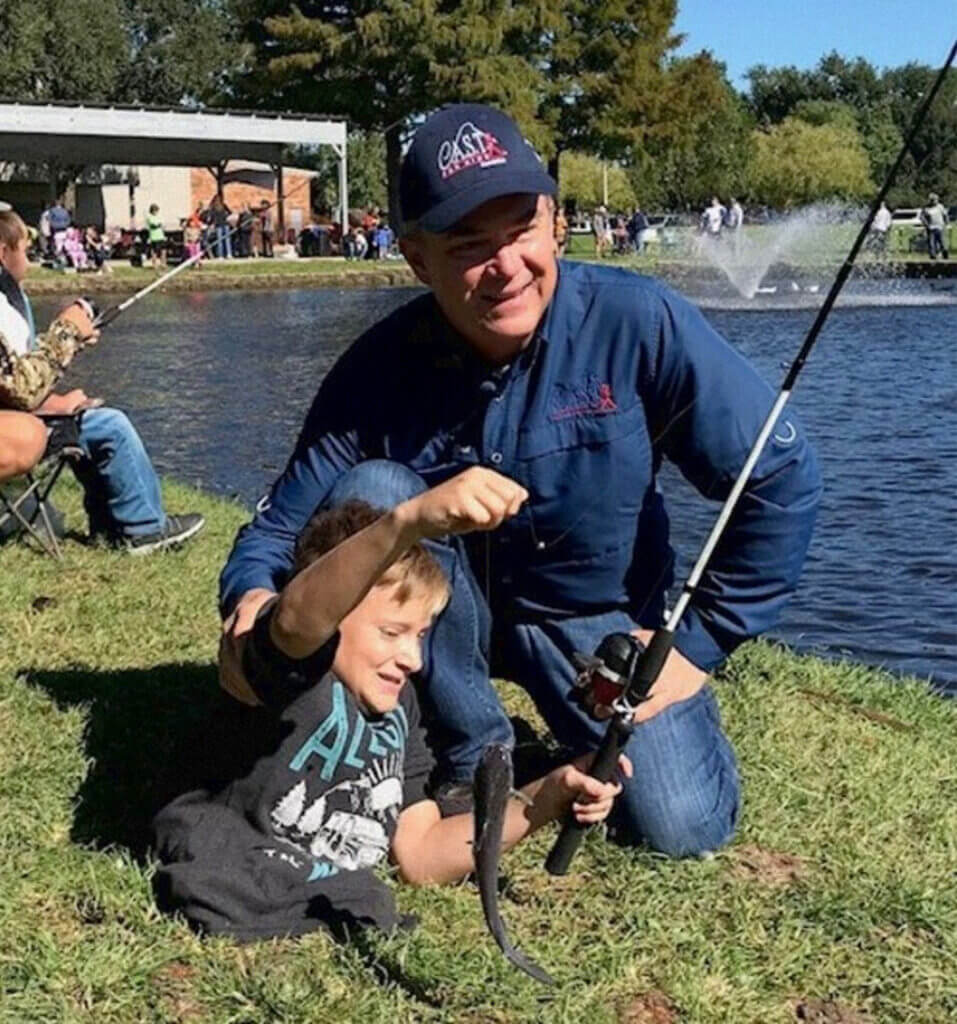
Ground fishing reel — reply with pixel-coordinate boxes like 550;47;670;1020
571;632;646;720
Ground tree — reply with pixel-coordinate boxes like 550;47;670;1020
0;0;127;102
559;152;635;212
632;53;753;209
749;118;874;207
118;1;249;106
881;63;957;205
288;130;387;214
0;0;245;107
237;0;544;220
521;0;681;179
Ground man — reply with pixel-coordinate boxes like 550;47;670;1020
872;201;892;254
628;206;649;255
703;196;726;238
220;104;821;858
727;197;744;253
921;193;949;260
47;199;71;264
0;210;204;553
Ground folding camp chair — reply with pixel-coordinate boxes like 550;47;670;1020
0;414;83;559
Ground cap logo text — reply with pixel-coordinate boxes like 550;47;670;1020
437;122;508;179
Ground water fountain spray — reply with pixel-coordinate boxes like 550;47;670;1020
545;38;957;876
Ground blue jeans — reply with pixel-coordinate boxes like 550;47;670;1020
326;460;740;857
70;408;166;538
214;225;232;259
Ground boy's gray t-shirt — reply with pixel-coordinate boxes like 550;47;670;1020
152;609;434;941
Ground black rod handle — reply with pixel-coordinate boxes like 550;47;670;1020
545;629;675;875
545;716;632;875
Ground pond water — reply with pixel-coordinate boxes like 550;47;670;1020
36;280;957;694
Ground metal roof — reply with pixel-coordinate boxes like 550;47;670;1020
0;101;347;167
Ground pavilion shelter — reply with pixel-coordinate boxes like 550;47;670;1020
0;101;348;239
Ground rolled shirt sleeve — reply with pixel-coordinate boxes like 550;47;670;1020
641;283;823;670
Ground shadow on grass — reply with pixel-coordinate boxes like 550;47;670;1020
25;662;267;859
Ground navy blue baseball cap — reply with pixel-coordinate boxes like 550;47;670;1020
399;104;556;233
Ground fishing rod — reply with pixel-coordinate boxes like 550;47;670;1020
92;173;314;329
545;37;957;876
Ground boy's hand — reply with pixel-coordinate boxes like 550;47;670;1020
36;389;103;415
58;302;98;342
552;753;632;826
218;587;277;705
395;467;528;540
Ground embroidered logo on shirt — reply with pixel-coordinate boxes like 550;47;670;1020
437;122;508;179
548;376;619;421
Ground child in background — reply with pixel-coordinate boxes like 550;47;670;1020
183;214;203;264
62;226;88;271
153;470;627;941
84;226;108;274
146;204;166;270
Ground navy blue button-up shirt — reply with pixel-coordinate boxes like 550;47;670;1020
221;261;822;671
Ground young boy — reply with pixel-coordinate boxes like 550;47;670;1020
154;468;627;940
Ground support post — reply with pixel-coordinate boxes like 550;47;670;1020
338;137;349;243
276;163;285;242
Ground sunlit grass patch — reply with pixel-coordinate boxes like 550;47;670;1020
1;479;954;1022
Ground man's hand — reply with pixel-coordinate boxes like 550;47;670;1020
551;752;632;826
57;302;99;343
394;466;528;540
36;389;103;415
628;629;708;724
219;587;277;705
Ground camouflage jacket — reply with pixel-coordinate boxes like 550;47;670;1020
0;318;86;412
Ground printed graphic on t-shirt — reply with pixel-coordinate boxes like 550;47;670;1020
266;680;410;881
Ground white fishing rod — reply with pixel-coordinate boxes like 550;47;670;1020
92;174;314;329
546;37;957;875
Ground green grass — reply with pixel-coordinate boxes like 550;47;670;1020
1;479;955;1023
25;258;417;297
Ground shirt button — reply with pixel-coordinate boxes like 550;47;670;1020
490;451;503;465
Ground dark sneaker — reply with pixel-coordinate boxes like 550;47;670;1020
125;513;205;556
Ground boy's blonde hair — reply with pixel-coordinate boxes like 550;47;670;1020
0;211;28;249
293;499;450;612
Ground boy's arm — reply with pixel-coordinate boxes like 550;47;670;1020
0;308;91;412
269;466;529;659
391;755;628;886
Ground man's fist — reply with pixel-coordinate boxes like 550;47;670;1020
395;467;528;540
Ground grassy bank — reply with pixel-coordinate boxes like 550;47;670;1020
1;480;955;1023
24;258;418;297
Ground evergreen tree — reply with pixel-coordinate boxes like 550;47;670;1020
523;0;681;179
238;0;544;220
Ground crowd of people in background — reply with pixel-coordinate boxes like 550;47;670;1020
587;205;655;257
28;192;951;273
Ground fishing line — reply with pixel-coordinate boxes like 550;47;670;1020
545;37;957;876
92;173;315;329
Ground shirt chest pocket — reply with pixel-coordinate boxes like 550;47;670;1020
514;403;651;562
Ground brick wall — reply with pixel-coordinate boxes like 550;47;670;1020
189;167;314;241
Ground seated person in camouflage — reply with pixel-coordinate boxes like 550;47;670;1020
0;210;203;553
153;470;627;940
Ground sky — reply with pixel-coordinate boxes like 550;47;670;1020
673;0;955;92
